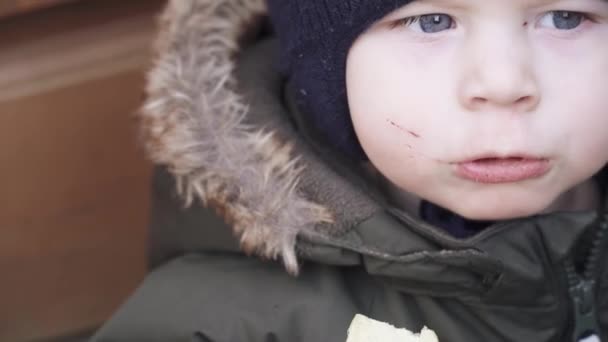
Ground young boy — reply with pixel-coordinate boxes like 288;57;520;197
91;0;608;341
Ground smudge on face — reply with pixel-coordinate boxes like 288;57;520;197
387;119;421;138
384;118;447;163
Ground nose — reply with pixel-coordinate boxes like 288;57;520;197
458;31;540;113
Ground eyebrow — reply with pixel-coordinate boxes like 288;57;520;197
383;0;465;20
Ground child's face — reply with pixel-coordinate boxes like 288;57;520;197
346;0;608;220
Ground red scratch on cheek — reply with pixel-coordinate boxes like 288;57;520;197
387;119;421;138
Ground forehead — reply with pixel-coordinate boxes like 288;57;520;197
404;0;608;8
383;0;608;18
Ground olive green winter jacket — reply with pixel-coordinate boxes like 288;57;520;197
91;1;608;341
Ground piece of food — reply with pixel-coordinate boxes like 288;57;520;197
346;314;439;342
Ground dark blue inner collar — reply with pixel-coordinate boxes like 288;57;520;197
419;200;495;239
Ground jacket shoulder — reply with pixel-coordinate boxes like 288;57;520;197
91;253;361;342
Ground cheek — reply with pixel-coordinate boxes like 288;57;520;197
347;68;425;175
566;102;608;173
347;62;430;186
347;36;411;158
346;34;450;158
549;84;608;158
537;39;608;168
347;37;413;118
569;81;608;164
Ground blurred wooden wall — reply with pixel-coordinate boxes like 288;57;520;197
0;1;76;18
0;0;164;340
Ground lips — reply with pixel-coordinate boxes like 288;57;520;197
455;156;551;184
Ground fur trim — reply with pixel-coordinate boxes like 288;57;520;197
139;0;333;275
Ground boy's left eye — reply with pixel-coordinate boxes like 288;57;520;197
538;11;588;30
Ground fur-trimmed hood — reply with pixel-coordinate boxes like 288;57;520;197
139;0;382;275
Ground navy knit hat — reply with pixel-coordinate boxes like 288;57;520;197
267;1;414;159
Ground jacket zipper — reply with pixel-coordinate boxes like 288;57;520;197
565;215;608;342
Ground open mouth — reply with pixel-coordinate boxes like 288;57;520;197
455;157;551;184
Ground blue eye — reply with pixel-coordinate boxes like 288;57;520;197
539;11;586;30
397;14;455;33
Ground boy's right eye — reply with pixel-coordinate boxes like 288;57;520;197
392;14;455;33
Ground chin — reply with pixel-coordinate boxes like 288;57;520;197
439;194;555;221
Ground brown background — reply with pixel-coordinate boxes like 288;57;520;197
0;0;76;18
0;0;165;340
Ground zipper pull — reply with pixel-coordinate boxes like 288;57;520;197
570;278;600;342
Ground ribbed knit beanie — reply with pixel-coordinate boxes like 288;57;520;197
267;1;414;159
